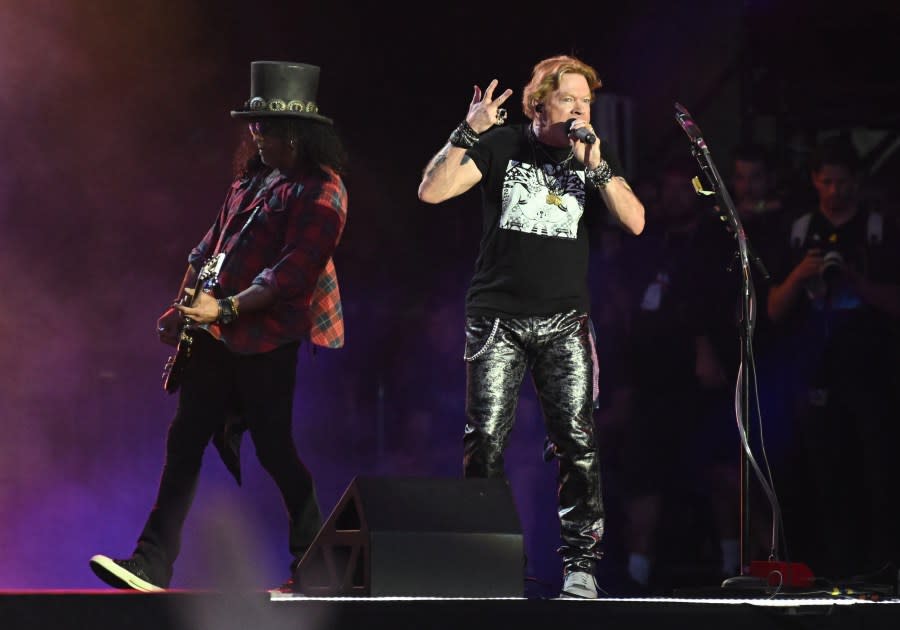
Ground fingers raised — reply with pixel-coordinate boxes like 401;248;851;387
482;79;500;102
494;88;514;106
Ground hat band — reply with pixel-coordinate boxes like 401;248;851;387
246;96;319;114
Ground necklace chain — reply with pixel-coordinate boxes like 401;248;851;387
527;127;574;208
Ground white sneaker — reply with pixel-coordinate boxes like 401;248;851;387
89;554;165;592
560;570;599;599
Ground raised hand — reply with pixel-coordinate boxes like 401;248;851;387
792;249;825;284
466;79;513;134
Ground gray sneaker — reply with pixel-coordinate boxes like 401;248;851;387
89;554;165;592
560;570;599;599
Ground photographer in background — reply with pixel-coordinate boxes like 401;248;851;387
767;136;900;581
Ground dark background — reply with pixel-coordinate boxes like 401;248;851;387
1;0;898;591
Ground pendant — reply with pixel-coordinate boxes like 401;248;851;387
546;192;565;209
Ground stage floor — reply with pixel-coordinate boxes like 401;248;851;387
4;590;900;630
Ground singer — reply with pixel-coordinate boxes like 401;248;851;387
88;61;349;593
418;54;644;598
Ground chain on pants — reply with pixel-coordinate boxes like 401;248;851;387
463;310;604;573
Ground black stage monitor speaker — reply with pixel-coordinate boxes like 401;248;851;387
293;476;524;597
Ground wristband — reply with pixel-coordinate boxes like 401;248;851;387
449;120;479;149
585;160;613;189
217;296;238;325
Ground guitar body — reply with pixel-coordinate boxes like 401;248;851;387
162;327;194;394
161;253;225;394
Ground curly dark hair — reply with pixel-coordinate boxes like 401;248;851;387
232;117;348;178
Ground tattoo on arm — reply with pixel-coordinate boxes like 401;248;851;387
424;145;450;178
424;145;471;178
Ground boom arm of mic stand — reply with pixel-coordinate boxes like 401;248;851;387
687;138;769;282
674;103;742;242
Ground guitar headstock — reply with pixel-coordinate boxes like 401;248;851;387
183;252;226;305
199;252;225;282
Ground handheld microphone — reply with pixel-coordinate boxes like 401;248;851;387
564;118;596;145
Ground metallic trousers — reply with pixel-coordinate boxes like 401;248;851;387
463;309;605;572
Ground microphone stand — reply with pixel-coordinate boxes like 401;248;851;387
673;103;769;587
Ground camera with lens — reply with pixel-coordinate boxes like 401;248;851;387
803;233;846;298
806;232;846;280
821;249;846;284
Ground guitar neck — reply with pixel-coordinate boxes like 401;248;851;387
186;277;206;306
182;252;224;307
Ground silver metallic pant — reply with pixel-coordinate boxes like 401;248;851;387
463;309;604;572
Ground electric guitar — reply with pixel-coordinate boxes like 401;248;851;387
161;253;225;393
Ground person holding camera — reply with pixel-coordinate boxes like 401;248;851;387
766;137;900;580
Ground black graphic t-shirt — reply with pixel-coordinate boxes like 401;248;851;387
464;123;623;317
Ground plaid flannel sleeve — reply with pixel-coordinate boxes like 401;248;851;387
252;173;347;300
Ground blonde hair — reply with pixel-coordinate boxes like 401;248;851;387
521;55;602;120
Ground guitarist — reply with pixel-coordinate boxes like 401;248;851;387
89;61;348;592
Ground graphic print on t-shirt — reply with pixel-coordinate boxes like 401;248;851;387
499;160;585;239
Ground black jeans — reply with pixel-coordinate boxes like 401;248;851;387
135;330;321;585
463;310;604;573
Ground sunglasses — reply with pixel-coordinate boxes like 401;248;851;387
248;119;290;137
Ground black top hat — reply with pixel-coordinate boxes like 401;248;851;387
231;61;333;124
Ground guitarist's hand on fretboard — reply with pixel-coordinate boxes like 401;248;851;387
157;307;182;347
160;253;226;394
176;288;221;325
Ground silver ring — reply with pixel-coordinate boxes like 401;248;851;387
496;108;508;126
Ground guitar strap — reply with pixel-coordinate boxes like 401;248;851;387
210;170;273;275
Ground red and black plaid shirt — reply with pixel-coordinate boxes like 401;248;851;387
189;165;347;354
